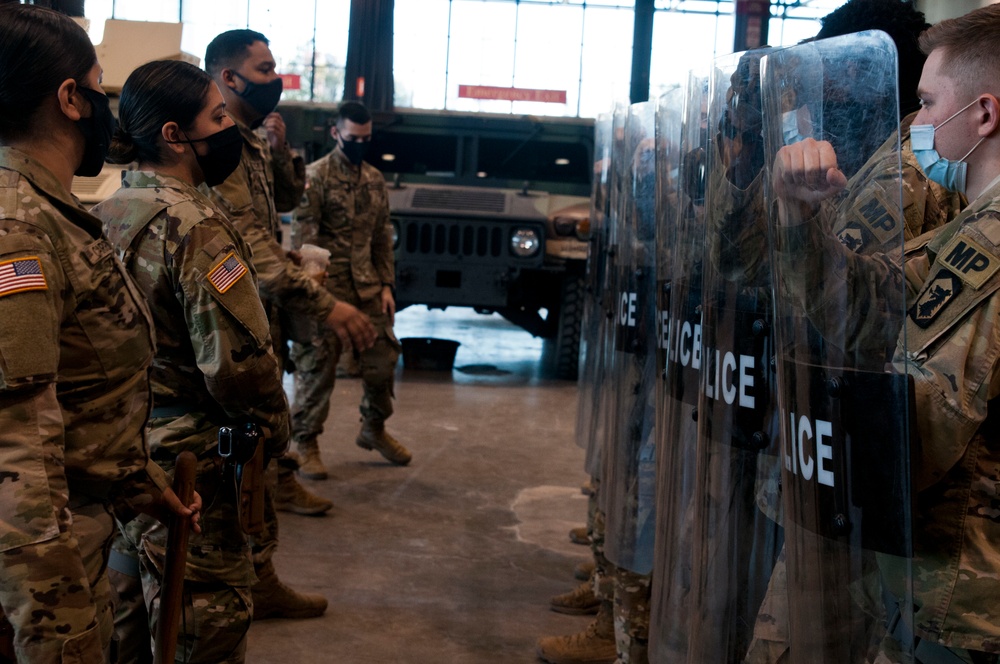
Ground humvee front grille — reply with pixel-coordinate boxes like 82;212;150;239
403;221;506;258
411;188;507;213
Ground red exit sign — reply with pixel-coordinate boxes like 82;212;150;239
459;85;567;104
279;73;301;91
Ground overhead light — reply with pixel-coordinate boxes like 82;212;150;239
554;158;570;166
476;171;488;178
382;153;396;162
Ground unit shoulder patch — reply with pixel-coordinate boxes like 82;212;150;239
0;256;47;298
938;233;1000;290
909;269;961;329
207;251;248;294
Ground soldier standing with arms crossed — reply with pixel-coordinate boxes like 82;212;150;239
204;29;377;621
291;100;411;479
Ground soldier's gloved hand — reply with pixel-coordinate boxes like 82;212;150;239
287;249;303;266
772;137;846;224
325;301;377;352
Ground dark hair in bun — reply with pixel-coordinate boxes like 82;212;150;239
108;60;213;165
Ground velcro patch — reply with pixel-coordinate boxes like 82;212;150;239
853;187;900;246
938;234;1000;290
207;251;248;293
0;256;47;297
909;269;961;329
836;224;865;253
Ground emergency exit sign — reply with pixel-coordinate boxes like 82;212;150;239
459;85;567;104
278;74;301;91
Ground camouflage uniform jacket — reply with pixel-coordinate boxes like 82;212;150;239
206;117;336;322
292;147;394;301
774;174;1000;652
0;147;169;547
714;112;963;285
95;171;290;585
95;171;290;458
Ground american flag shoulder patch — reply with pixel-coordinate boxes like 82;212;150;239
0;256;47;298
207;251;248;294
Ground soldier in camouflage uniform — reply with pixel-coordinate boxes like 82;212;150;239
290;100;412;475
739;5;965;662
770;6;1000;660
204;29;376;621
0;8;199;663
94;60;291;663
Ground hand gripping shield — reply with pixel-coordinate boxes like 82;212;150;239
761;31;914;663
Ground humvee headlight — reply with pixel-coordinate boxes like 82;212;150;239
510;229;540;257
391;220;400;249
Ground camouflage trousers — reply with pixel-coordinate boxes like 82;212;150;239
0;497;115;664
613;568;651;664
108;539;251;664
110;456;255;664
589;479;615;601
249;464;281;569
289;291;400;446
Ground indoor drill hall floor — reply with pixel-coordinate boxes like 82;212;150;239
246;307;592;664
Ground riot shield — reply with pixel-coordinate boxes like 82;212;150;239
603;100;658;574
648;71;708;662
577;112;613;479
597;105;630;518
684;47;784;664
761;31;914;663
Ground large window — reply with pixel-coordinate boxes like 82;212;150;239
82;0;847;115
84;0;349;103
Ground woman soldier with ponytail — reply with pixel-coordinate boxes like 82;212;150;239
0;7;200;663
92;59;291;664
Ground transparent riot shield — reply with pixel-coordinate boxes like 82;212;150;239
684;47;783;664
761;31;914;663
648;72;708;662
577;112;613;479
597;105;630;519
603;101;658;574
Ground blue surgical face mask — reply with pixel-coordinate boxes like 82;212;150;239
782;109;807;145
910;98;985;194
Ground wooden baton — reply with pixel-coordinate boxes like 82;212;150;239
154;451;197;664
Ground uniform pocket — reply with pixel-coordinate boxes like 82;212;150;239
59;618;104;663
0;392;59;553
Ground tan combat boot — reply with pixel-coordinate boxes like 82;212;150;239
550;579;600;615
274;468;333;515
574;559;596;581
569;526;591;545
252;562;327;620
296;440;328;480
536;599;616;664
356;420;412;465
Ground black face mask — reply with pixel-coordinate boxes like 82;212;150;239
338;138;369;166
75;87;116;177
231;71;283;126
168;124;244;187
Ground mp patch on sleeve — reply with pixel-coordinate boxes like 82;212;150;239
0;257;47;298
207;251;248;293
939;234;1000;290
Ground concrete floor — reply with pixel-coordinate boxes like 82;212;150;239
247;307;592;664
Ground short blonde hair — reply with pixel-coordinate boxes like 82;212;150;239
919;4;1000;94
